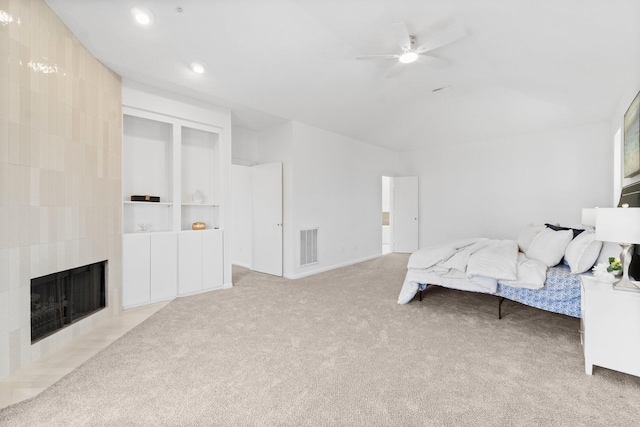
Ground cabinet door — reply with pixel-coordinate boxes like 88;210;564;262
122;233;151;308
585;285;640;377
178;232;203;295
203;230;223;289
150;232;177;301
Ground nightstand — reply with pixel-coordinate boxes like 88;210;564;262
581;275;640;377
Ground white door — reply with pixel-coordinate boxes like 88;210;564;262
393;176;419;253
252;162;283;276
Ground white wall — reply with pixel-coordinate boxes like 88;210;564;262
399;122;612;247
232;126;258;166
231;121;401;279
289;122;399;278
382;176;391;212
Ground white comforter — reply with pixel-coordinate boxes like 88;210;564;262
397;238;547;304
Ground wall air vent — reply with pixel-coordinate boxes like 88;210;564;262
300;228;318;266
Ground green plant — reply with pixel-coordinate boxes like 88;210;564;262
607;257;622;273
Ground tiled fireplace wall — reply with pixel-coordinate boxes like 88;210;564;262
0;0;122;379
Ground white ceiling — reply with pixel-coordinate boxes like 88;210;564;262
45;0;640;152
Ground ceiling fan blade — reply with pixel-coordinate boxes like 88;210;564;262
417;54;449;68
391;22;411;50
416;26;466;53
356;54;399;60
384;63;405;79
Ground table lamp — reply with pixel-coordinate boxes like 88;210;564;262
595;205;640;292
582;208;597;227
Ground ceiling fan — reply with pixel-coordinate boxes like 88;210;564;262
356;22;466;77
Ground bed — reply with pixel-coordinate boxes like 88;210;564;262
397;183;640;318
397;236;590;318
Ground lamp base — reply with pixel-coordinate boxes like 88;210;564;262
613;278;640;293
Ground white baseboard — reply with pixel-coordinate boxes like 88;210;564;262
284;254;380;280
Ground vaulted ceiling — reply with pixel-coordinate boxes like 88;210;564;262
45;0;640;152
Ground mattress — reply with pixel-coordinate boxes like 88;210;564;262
495;264;583;318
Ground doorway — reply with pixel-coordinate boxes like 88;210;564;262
381;176;393;254
230;162;283;276
382;176;419;254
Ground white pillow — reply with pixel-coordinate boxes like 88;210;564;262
517;224;545;252
596;241;622;265
526;228;573;267
564;231;603;274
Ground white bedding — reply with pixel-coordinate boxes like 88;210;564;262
397;238;548;304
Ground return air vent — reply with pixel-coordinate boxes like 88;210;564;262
300;228;318;266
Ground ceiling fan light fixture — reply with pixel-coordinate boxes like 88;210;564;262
131;7;154;26
399;51;418;64
189;61;207;74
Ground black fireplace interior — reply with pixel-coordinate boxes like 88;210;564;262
31;260;106;343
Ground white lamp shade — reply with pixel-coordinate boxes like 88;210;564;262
595;207;640;244
581;208;597;226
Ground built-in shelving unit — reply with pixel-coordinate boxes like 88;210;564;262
122;114;173;234
181;124;220;231
121;94;230;308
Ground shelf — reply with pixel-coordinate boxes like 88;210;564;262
181;203;219;207
124;230;172;235
124;201;173;206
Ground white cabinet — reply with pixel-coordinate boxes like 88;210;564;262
122;233;150;307
178;231;203;295
202;229;223;290
150;232;178;301
581;275;640;377
123;232;177;308
178;230;223;295
122;103;228;309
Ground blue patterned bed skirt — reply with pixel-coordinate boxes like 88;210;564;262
496;264;583;318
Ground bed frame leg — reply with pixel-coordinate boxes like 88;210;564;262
419;289;423;301
498;297;505;319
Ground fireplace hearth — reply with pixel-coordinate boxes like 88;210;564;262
31;261;106;343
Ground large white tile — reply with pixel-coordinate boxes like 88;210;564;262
7;287;19;332
7;247;19;290
29;167;39;206
0;291;8;335
0;332;9;380
0;249;8;293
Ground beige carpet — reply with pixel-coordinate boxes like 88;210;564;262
1;254;639;426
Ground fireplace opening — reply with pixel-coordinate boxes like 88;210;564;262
31;260;107;343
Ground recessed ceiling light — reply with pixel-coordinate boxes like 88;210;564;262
131;7;154;26
189;61;207;74
399;51;418;64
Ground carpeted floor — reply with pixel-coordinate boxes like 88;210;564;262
1;253;639;426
